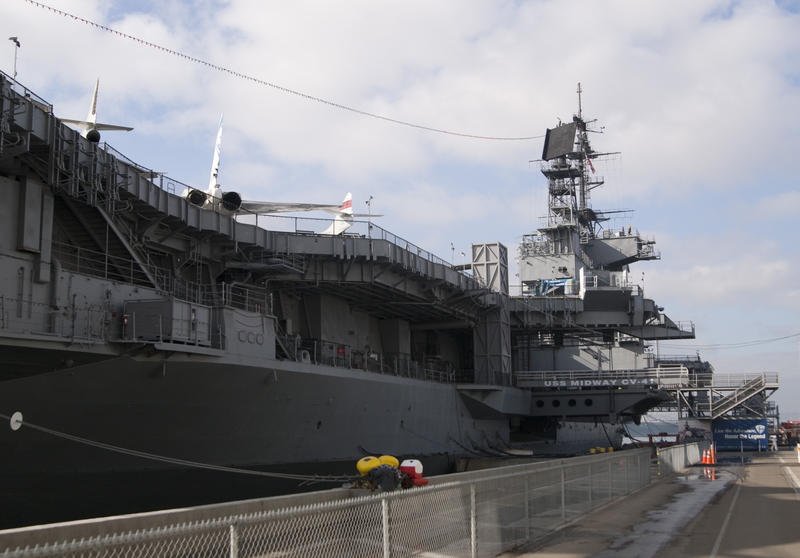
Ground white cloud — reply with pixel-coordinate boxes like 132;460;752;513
750;191;800;221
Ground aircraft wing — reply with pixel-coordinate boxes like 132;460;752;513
94;122;134;132
239;201;340;214
60;118;91;126
318;208;382;217
60;119;133;132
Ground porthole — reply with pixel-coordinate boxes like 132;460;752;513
584;398;593;407
552;400;561;408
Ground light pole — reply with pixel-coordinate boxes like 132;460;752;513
365;195;373;238
8;37;20;79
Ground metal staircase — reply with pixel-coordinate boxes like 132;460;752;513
54;197;157;288
653;372;779;419
710;375;772;419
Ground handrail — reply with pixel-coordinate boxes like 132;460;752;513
0;69;53;112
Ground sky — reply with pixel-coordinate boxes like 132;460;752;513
3;0;799;416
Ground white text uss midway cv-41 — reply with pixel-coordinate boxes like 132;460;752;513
0;74;694;527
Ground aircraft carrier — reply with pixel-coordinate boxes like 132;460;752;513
0;73;694;527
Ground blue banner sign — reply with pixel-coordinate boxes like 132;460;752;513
712;418;767;451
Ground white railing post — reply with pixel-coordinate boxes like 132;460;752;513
470;483;477;558
229;524;238;558
382;497;390;558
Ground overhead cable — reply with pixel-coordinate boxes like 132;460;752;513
658;332;800;351
24;0;544;141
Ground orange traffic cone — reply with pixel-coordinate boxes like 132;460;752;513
710;443;716;465
701;449;707;464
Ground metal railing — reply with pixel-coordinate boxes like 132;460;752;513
282;336;458;384
51;241;271;315
0;450;651;558
53;241;156;288
238;212;458;269
0;71;53;113
710;373;779;387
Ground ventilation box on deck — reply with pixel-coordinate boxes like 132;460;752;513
123;299;211;346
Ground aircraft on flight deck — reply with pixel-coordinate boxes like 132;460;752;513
182;117;377;235
61;79;133;142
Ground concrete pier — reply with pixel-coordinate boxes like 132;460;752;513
503;448;800;558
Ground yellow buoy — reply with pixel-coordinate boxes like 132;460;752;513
378;455;399;468
357;456;381;476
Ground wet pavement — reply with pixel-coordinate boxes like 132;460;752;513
500;448;800;558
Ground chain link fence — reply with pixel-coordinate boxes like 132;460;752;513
0;449;651;558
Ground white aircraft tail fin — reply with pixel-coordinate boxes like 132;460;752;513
87;78;99;125
61;79;132;142
184;114;242;212
320;193;355;235
208;115;223;192
338;192;353;215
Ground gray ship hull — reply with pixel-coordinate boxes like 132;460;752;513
0;352;509;527
0;354;507;475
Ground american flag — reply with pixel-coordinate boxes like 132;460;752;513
585;151;595;174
